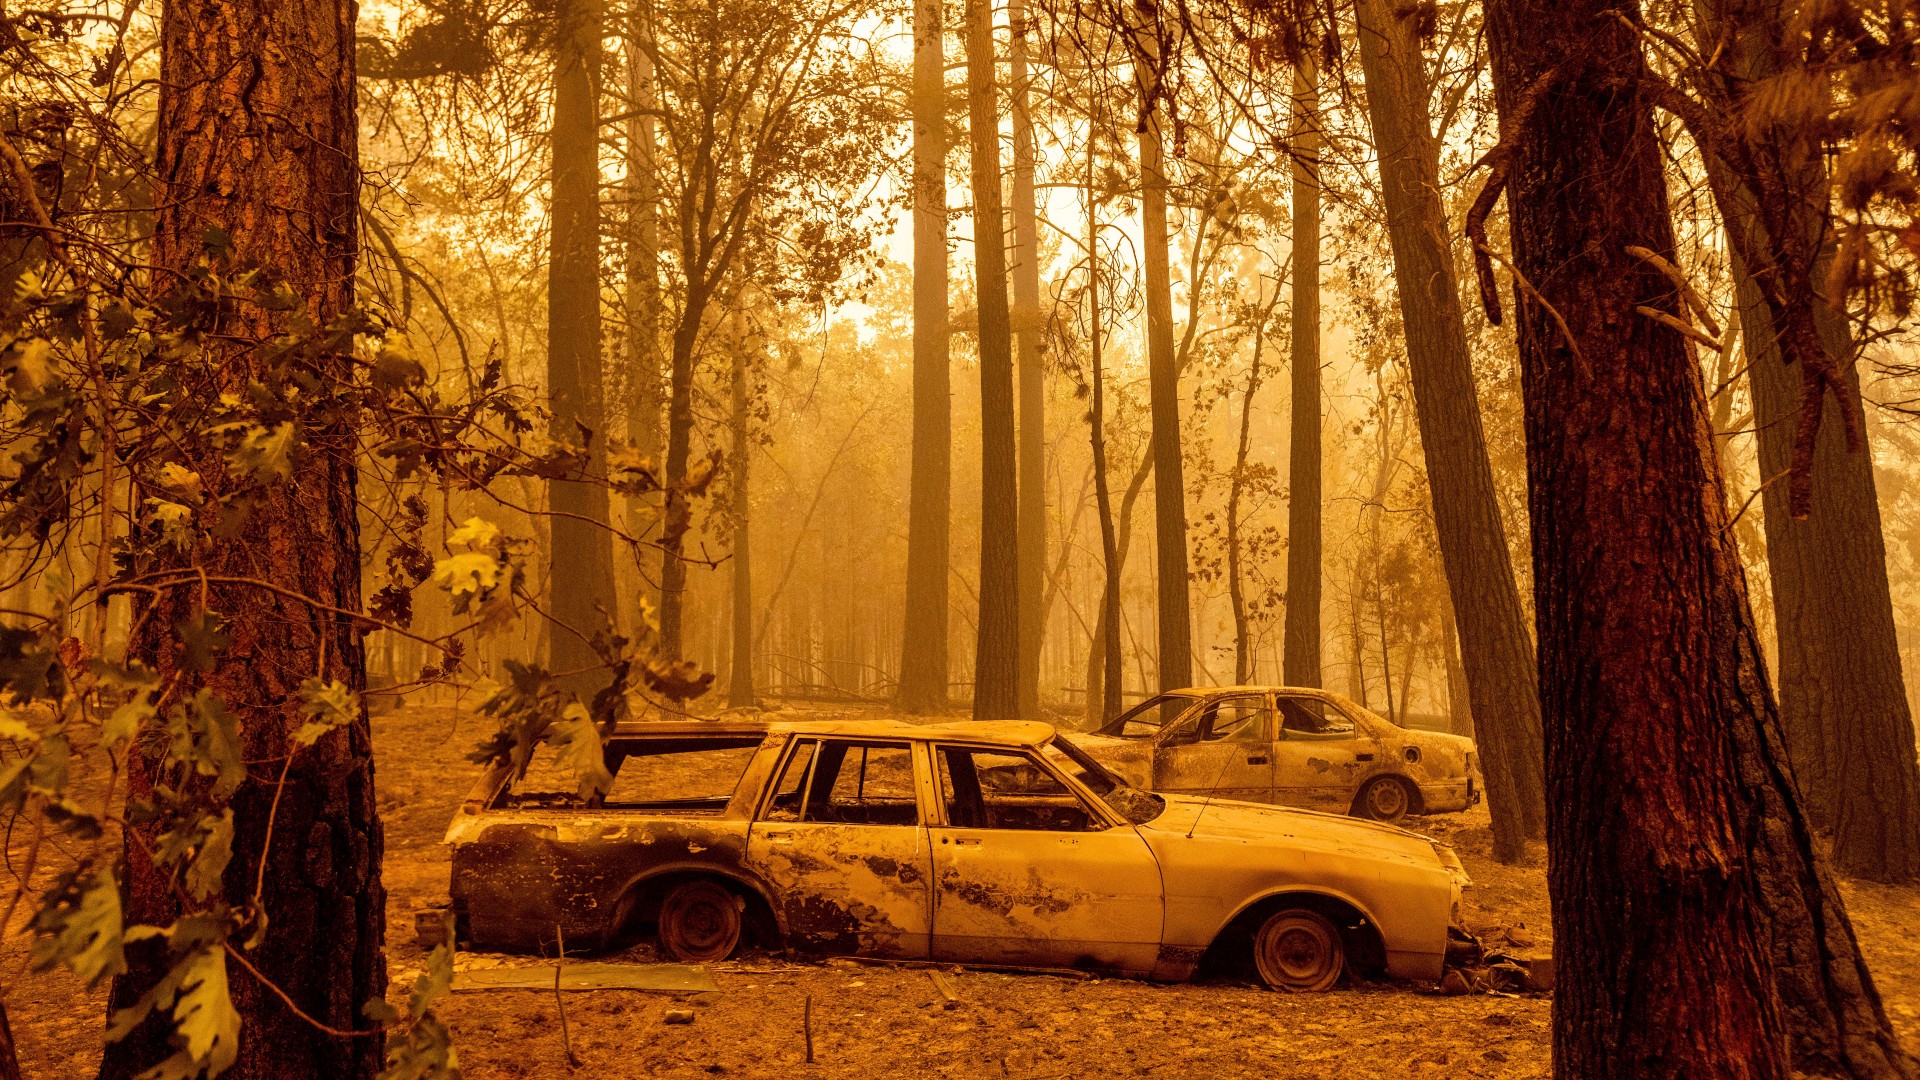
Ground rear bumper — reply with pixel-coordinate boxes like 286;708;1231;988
1417;778;1477;814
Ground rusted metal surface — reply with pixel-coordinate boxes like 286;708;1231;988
443;716;1469;989
1080;686;1484;823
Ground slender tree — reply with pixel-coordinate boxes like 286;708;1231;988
1126;0;1193;693
1354;0;1545;859
898;0;953;713
624;5;665;618
728;304;756;708
1477;0;1914;1072
1085;140;1124;725
547;0;617;687
1281;44;1323;688
0;998;19;1080
1009;0;1046;717
104;0;384;1075
966;0;1021;720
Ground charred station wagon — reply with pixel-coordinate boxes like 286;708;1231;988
442;718;1471;991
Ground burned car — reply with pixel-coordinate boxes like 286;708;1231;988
441;718;1469;991
1076;687;1481;823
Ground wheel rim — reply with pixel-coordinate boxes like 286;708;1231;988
1254;911;1344;992
660;882;740;961
1365;778;1408;820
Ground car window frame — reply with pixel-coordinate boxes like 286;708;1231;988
1274;693;1364;741
756;736;932;826
929;741;1123;832
1102;692;1202;739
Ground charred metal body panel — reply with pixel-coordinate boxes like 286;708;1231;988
1081;687;1483;820
443;717;1467;986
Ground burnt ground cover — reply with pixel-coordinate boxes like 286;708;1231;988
7;700;1918;1079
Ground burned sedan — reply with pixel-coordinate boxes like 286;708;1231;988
1076;687;1482;824
442;718;1470;991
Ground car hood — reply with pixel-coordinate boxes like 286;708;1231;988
1140;793;1460;875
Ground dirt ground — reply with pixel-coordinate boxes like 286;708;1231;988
7;700;1919;1078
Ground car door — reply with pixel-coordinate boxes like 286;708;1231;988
745;737;934;958
1148;693;1276;803
928;744;1163;975
1271;694;1373;810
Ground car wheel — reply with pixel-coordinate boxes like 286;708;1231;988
1252;908;1345;992
657;880;742;962
1355;775;1412;822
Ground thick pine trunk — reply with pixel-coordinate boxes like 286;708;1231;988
548;0;616;684
898;0;952;713
1009;0;1045;718
965;0;1020;721
1739;251;1920;883
1354;0;1544;859
1694;5;1920;885
1282;51;1323;688
1129;1;1192;694
105;1;384;1076
728;307;755;708
1481;0;1914;1075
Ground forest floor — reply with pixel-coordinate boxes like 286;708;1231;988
7;699;1920;1079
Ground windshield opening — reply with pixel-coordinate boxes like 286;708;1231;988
1045;735;1165;825
1098;693;1197;738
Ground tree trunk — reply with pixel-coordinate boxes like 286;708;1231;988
1695;3;1920;886
547;0;615;686
898;0;952;713
1480;1;1914;1075
1228;296;1269;685
728;306;755;709
1128;0;1192;694
1738;250;1920;883
0;997;20;1080
966;0;1020;721
1441;605;1473;739
1354;0;1545;859
624;9;664;623
1086;147;1123;725
1009;0;1045;717
105;0;384;1076
1282;50;1323;689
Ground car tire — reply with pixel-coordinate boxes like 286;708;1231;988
1355;775;1413;823
1252;908;1345;992
657;880;743;962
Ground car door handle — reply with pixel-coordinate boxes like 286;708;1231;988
762;830;794;843
1246;755;1269;765
947;836;982;847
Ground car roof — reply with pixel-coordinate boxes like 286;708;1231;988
1160;686;1335;697
604;717;1058;747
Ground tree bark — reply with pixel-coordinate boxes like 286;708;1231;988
1009;0;1045;717
1282;50;1323;689
1127;0;1192;694
1480;0;1915;1074
898;0;952;713
106;0;384;1076
1354;0;1545;859
966;0;1020;721
548;0;616;686
728;305;755;708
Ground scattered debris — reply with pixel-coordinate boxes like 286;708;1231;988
664;1008;695;1025
453;962;721;994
